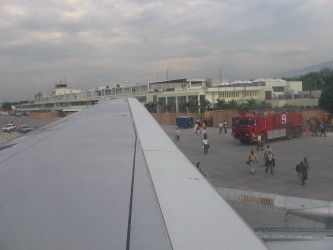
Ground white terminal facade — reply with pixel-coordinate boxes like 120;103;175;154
17;78;321;114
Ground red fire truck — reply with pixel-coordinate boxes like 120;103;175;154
231;111;303;143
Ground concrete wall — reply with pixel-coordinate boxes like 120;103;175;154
29;112;55;119
151;108;327;130
205;110;239;128
301;109;327;130
151;109;238;128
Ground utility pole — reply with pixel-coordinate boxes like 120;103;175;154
166;69;169;89
219;67;222;84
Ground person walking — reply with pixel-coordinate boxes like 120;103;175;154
223;120;228;134
248;150;258;175
256;134;263;151
196;161;207;176
265;150;274;175
264;144;272;154
175;126;180;141
202;138;209;154
264;145;272;165
195;119;201;135
319;124;327;137
219;121;223;134
299;158;310;185
203;127;207;139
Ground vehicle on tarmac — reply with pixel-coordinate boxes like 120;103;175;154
2;124;16;133
231;110;303;143
18;124;32;133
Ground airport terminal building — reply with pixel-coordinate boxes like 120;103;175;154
17;78;320;115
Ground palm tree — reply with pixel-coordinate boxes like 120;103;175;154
161;103;172;113
246;99;257;109
156;100;163;113
199;99;211;112
214;98;227;110
239;99;257;111
183;101;196;113
257;101;271;109
144;101;157;113
227;99;238;109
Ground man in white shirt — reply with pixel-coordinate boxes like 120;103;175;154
202;138;209;154
256;134;263;151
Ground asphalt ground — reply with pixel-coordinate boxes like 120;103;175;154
1;115;332;202
162;125;333;201
0;115;59;144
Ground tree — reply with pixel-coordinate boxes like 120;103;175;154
239;99;257;111
1;102;12;111
214;98;227;110
144;101;157;113
199;99;211;112
226;99;238;109
319;84;333;113
237;99;272;111
257;101;271;109
183;101;195;113
160;103;172;113
284;67;333;91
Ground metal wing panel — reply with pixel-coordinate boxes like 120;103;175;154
128;98;268;250
129;138;172;250
0;99;134;249
0;97;268;250
0;99;171;250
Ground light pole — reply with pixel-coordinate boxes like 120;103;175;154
219;67;222;84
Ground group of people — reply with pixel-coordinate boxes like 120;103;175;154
248;145;310;185
218;120;228;134
193;117;210;154
176;120;311;185
200;119;228;155
310;123;327;137
247;145;274;175
174;124;209;176
194;117;211;135
175;118;211;154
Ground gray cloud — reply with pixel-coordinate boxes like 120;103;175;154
0;0;332;101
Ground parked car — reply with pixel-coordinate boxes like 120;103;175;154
18;124;32;133
2;124;16;133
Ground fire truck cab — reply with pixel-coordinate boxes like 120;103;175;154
231;111;303;143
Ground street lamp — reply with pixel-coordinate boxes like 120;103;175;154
219;67;222;84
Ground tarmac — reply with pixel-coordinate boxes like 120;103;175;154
1;115;332;202
162;125;333;202
0;115;59;145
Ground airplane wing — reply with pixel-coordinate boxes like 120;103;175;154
0;98;267;250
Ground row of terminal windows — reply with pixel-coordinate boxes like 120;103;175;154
218;91;257;98
155;92;259;107
219;92;240;98
246;91;257;97
174;92;263;112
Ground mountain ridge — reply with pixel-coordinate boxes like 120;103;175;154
282;59;333;77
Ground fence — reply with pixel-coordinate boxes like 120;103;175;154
151;108;327;130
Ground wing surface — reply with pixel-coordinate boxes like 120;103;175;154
0;98;267;250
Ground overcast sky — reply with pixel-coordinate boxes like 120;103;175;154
1;0;332;101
